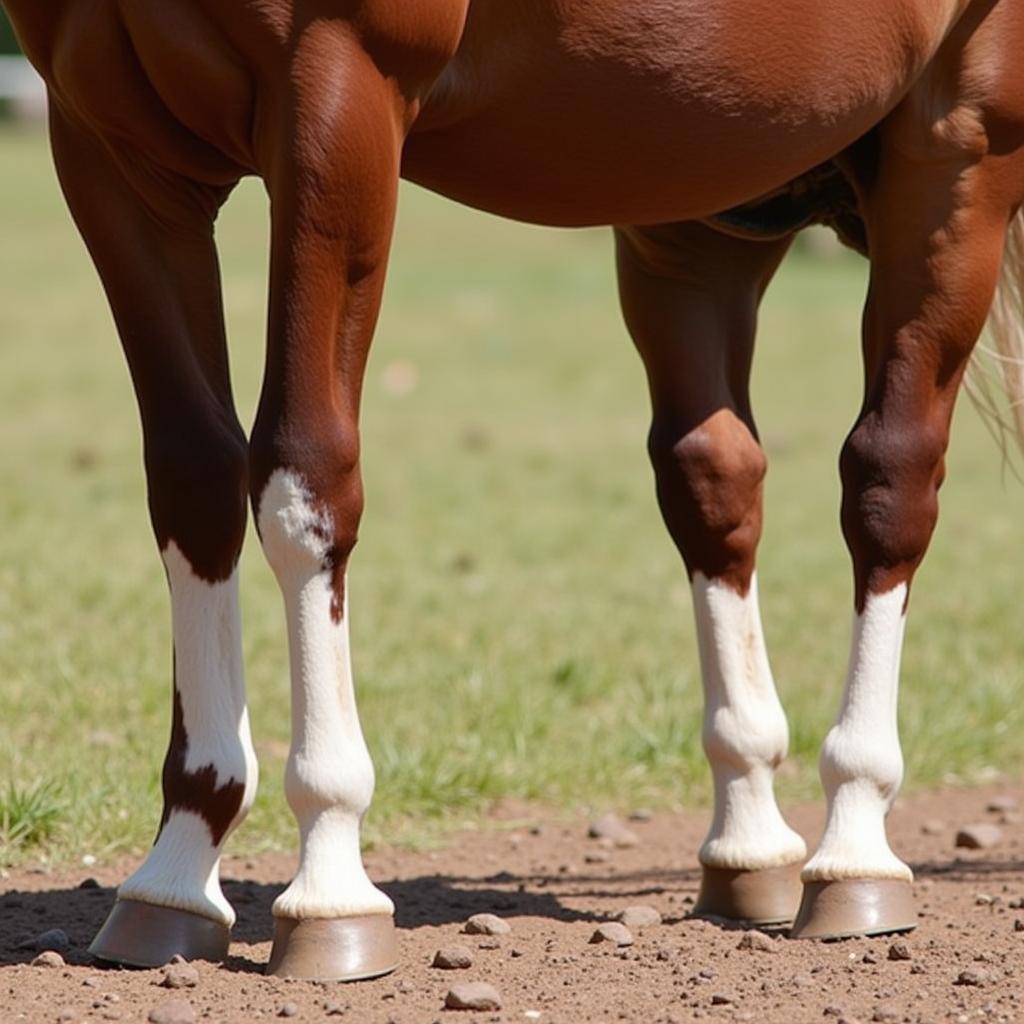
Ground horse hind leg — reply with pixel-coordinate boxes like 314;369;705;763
616;222;806;925
48;105;257;966
792;88;1024;938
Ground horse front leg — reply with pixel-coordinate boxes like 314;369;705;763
248;32;406;982
616;222;806;925
793;120;1024;937
47;105;257;965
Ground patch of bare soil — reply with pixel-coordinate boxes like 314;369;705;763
1;784;1021;1024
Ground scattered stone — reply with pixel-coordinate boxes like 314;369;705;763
588;813;640;848
584;851;610;864
628;808;654;822
56;1009;82;1023
478;937;501;950
510;947;526;958
823;1007;845;1017
736;930;776;953
790;972;815;988
34;928;71;952
976;893;998;906
31;951;66;968
920;819;946;837
872;1004;900;1023
986;795;1018;813
445;981;503;1011
618;905;662;929
464;913;511;936
862;951;879;964
589;922;634;947
161;956;199;989
147;1001;197;1024
278;1003;299;1018
78;877;101;890
955;824;1003;850
711;993;735;1006
433;946;474;970
82;977;100;988
888;941;912;961
955;968;990;987
324;1003;346;1017
524;1012;543;1022
1013;919;1023;932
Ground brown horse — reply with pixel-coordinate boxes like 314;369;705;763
4;0;1024;981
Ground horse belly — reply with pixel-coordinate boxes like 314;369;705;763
403;0;962;226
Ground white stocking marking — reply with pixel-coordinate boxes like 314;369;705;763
693;573;807;870
258;469;393;920
802;584;911;882
119;542;258;926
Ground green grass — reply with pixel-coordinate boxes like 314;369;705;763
0;123;1021;867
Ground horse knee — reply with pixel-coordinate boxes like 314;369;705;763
840;414;947;601
649;410;766;584
251;427;363;595
144;417;248;580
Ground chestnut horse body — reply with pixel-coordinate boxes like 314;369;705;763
5;0;1024;977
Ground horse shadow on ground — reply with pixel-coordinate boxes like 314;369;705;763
1;858;1017;973
0;864;703;973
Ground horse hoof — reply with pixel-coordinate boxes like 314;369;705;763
266;914;398;981
790;879;917;939
694;862;803;926
89;899;230;967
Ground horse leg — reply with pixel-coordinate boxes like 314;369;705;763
616;222;806;924
46;105;257;965
248;35;405;982
793;114;1024;937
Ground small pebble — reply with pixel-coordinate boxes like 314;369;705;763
584;851;609;864
324;1003;345;1017
35;928;71;952
862;951;879;964
445;981;502;1011
955;824;1003;850
433;946;474;970
1014;919;1024;932
161;957;199;990
710;993;735;1006
618;905;662;929
736;930;776;953
278;1003;299;1018
587;813;640;848
464;913;511;936
31;951;66;968
56;1010;81;1024
920;819;946;836
589;922;634;947
147;1001;197;1024
872;1004;900;1023
628;808;654;822
78;878;101;890
887;941;912;961
955;968;990;987
986;795;1018;813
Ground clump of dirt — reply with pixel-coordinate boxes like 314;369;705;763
1;783;1021;1023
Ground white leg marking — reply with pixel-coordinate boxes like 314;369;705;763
802;584;911;882
258;469;393;920
693;573;807;870
118;542;258;926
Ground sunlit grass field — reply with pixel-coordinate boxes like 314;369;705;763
1;122;1021;866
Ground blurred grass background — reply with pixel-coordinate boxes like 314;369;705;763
1;121;1021;866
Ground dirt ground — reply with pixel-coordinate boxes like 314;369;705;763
1;784;1021;1024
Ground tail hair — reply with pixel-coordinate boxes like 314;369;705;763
964;208;1024;465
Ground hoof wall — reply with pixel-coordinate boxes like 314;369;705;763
267;915;398;981
89;899;230;968
694;863;803;926
791;879;917;940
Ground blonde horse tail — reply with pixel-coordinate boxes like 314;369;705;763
964;208;1024;462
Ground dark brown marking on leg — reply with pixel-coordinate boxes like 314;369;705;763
159;685;245;847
